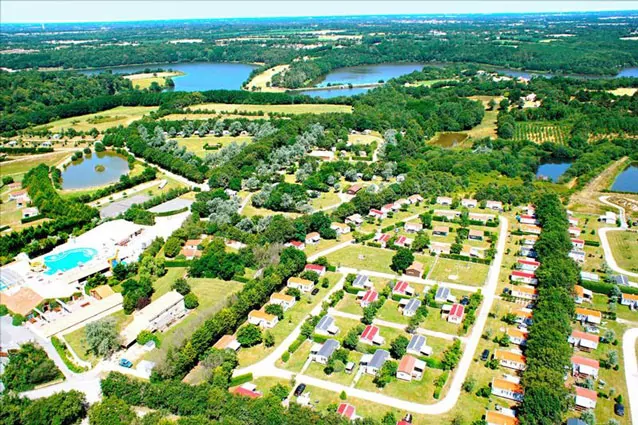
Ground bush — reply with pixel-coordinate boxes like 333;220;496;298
164;237;183;258
12;314;26;326
1;342;63;391
136;330;160;347
229;373;253;387
0;304;8;316
281;351;290;363
184;292;199;309
171;277;191;295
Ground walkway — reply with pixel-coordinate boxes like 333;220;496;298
234;217;509;415
622;327;638;425
88;179;161;207
307;240;355;262
599;196;628;229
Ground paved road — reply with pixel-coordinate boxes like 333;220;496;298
328;308;462;342
622;327;638;425
600;195;628;229
238;192;252;214
88;179;161;207
235;217;509;415
598;227;638;281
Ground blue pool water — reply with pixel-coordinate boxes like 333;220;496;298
44;248;98;275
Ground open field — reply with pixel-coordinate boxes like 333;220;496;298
310;191;342;210
606;230;638;273
64;310;132;365
466;110;498;139
0;151;71;182
175;135;252;157
427;258;490;287
405;79;457;87
347;132;382;144
162;113;267;121
189;102;352;115
514;121;570;144
326;244;435;275
33;106;158;133
124;71;184;90
246;64;290;92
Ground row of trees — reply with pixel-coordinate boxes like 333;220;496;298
518;193;580;425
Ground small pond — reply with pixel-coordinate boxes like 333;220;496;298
429;132;468;148
61;151;129;190
536;162;572;182
611;165;638;193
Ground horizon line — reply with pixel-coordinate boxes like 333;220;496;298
3;9;638;25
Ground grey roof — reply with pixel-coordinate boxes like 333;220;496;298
315;315;335;332
368;349;390;369
612;274;629;286
435;287;450;300
404;298;422;313
353;274;368;286
407;334;425;352
317;339;340;358
147;198;193;213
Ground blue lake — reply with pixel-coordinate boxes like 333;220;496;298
611;165;638;193
497;66;638;80
62;151;130;190
297;86;371;99
82;62;258;92
536;162;572;182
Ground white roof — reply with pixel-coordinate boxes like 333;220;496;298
39;293;123;337
121;291;183;345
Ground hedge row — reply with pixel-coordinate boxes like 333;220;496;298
580;279;638;296
440;253;491;265
20;214;44;224
0;147;54;154
229;373;253;387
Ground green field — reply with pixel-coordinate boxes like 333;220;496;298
34;106;158;133
189;102;352;115
175;135;252;157
0;151;71;181
326;244;434;275
514;121;570;144
607;230;638;273
427;258;490;286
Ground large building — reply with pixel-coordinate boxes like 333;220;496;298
121;291;186;346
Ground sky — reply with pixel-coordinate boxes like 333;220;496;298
1;1;637;24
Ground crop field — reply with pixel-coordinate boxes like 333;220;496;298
34;106;158;132
175;135;252;157
514;122;570;144
188;102;352;115
0;151;71;182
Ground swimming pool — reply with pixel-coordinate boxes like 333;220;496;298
44;248;98;275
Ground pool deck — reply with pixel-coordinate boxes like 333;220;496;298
0;212;191;301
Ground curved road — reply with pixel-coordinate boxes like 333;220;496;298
235;217;509;415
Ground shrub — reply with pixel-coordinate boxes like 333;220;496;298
136;330;160;347
171;277;191;295
12;314;26;326
281;351;290;363
237;324;262;347
184;292;199;309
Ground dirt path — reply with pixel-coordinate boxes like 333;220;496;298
568;157;628;214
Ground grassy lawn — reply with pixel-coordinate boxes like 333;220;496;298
303;234;353;257
246;64;290;91
347;133;382;145
420;306;467;336
152;267;187;299
607;230;638;273
0;151;71;182
34;106;158;133
63;310;132;365
428;258;490;286
237;272;342;367
175;135;252;158
241;202;300;218
311;191;342;210
335;294;365;316
466;109;498;140
304;352;361;386
144;275;244;364
277;339;313;372
356;367;446;404
189;102;352;115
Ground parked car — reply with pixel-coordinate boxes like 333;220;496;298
460;296;470;306
481;349;490;361
294;383;306;397
311;287;320;296
119;358;133;368
402;413;413;423
615;403;625;417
